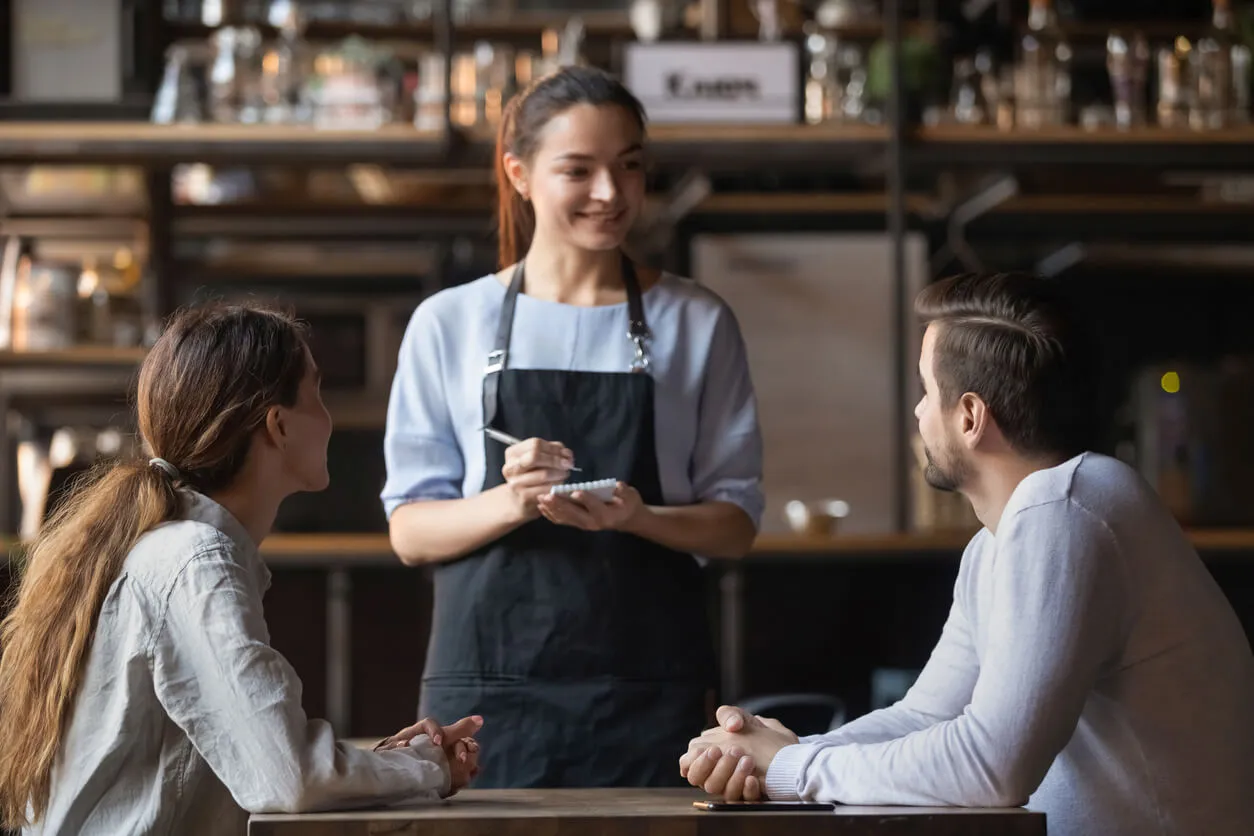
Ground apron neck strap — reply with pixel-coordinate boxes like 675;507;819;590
484;254;650;431
486;260;527;376
621;258;651;374
488;253;649;376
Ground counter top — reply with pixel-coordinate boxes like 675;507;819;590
248;788;1046;836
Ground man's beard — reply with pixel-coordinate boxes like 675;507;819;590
923;442;966;493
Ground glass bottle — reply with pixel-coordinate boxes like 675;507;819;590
1156;39;1191;128
1107;31;1149;131
803;23;836;125
1233;43;1251;125
950;57;989;125
1190;0;1238;130
151;45;205;124
1015;0;1072;129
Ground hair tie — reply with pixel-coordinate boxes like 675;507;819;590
149;457;181;480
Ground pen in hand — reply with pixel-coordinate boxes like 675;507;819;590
482;427;582;472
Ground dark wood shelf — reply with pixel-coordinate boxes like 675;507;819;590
0;345;142;401
0;122;891;171
164;190;1250;222
922;125;1254;145
991;194;1254;215
0;346;147;367
259;531;982;568
755;529;1254;561
0;217;148;238
697;193;1254;217
691;191;1254;217
6;121;1254;171
162;13;951;45
912;125;1254;168
0;348;147;399
8;528;1254;569
253;528;1254;568
0;123;447;165
165;11;634;44
0;350;387;426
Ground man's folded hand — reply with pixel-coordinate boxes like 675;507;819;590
679;705;798;800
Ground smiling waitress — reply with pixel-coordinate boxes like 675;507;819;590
381;66;764;789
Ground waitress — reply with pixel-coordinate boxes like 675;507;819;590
381;66;763;788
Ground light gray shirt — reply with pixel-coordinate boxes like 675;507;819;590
381;273;764;530
766;453;1254;836
30;491;450;836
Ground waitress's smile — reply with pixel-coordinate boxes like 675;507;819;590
575;208;628;238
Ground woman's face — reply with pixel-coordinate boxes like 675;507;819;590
275;348;333;493
509;103;647;253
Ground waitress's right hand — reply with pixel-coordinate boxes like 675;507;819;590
501;438;575;521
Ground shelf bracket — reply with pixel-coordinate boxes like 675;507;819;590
930;172;1018;276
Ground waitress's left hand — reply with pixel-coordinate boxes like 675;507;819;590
537;481;644;532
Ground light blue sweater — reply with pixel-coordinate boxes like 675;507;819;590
767;453;1254;836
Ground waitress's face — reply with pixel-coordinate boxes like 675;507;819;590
514;103;646;252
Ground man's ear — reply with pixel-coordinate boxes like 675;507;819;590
263;405;287;451
957;392;990;450
503;152;529;201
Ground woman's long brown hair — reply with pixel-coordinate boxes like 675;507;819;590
0;304;307;828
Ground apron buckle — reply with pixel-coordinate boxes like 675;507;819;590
486;349;507;374
629;330;651;373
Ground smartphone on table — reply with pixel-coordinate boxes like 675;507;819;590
693;800;836;812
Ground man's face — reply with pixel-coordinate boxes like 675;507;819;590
914;324;970;493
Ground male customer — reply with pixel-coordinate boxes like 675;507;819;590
681;272;1254;836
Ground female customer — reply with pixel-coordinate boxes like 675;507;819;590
383;66;764;788
0;304;480;835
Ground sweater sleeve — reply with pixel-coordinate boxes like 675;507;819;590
792;534;986;752
381;298;466;517
796;598;978;750
767;501;1126;806
689;301;764;530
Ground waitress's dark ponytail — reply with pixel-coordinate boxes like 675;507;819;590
494;66;648;269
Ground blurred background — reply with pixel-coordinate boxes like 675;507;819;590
2;0;1253;740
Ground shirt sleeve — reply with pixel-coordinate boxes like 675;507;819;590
690;302;765;529
381;301;465;518
766;501;1127;807
792;555;981;751
149;545;451;813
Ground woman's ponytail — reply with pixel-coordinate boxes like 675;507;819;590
495;93;535;268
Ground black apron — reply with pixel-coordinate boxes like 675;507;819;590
419;257;715;788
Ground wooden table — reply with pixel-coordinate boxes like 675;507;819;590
248;788;1046;835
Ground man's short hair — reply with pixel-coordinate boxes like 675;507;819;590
915;272;1101;459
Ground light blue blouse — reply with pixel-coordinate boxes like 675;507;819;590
381;273;764;531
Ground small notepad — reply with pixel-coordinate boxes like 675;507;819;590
549;478;618;502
